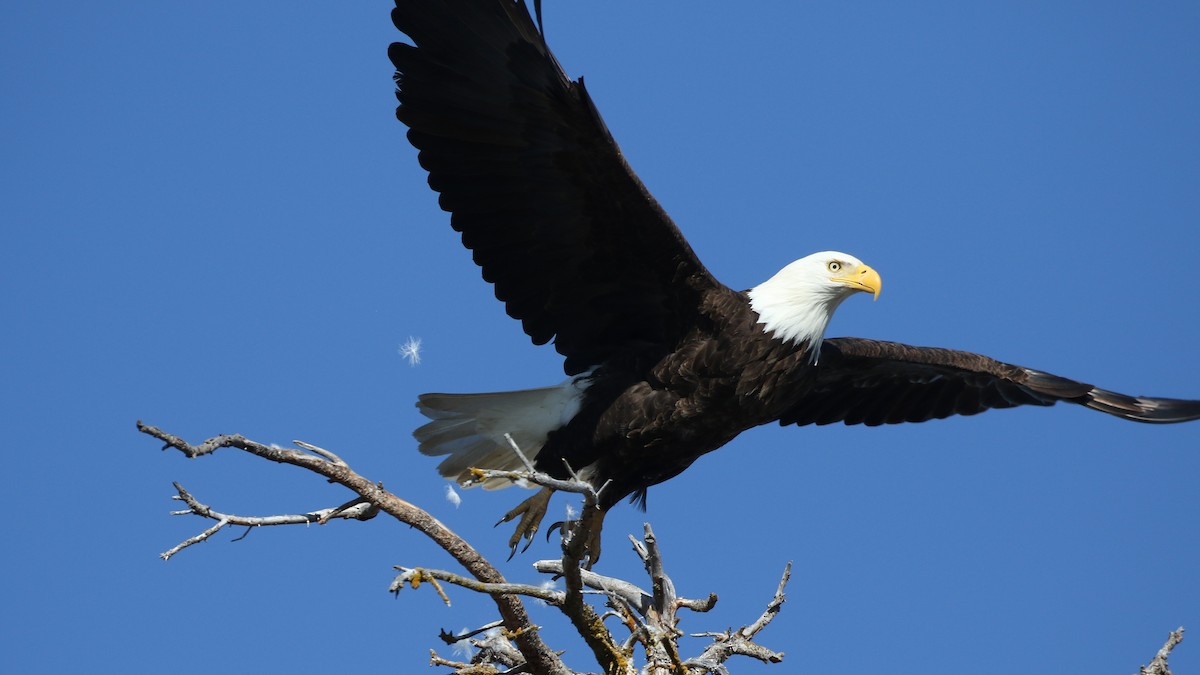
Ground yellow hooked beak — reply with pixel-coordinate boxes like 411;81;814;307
833;264;882;300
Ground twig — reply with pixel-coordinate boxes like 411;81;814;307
470;628;526;670
317;495;377;524
1136;627;1184;675
684;562;791;673
392;566;564;607
292;440;348;466
428;651;500;674
503;432;538;473
430;627;525;673
160;518;229;561
161;482;378;560
742;561;791;638
472;465;596;497
638;524;675;624
439;621;506;645
533;560;653;616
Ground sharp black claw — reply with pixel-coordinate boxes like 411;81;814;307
546;520;567;541
496;488;553;558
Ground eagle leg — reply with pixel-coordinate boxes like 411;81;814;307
581;507;605;569
497;487;554;559
548;506;606;569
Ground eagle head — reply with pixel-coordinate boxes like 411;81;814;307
747;251;881;360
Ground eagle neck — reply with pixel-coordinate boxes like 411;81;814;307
747;278;849;364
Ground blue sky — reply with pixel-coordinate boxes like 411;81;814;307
3;2;1199;673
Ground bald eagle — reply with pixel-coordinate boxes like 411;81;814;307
389;0;1200;559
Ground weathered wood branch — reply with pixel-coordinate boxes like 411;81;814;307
1136;627;1184;675
685;562;791;673
161;481;378;560
138;421;570;675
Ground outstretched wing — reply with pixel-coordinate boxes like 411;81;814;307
780;337;1200;426
389;0;720;375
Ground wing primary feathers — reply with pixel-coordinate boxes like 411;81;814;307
533;0;545;36
781;338;1200;427
1020;369;1200;423
390;0;721;376
1083;388;1200;423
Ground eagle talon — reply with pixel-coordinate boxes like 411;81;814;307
579;508;605;569
544;511;605;568
496;487;553;559
546;519;568;541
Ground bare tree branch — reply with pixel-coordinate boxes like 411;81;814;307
430;626;526;674
1136;627;1184;675
685;563;791;673
743;561;791;638
142;421;802;674
428;651;502;674
626;524;698;674
138;421;571;675
440;621;506;645
539;526;779;675
532;560;653;617
471;465;596;500
160;517;229;561
161;481;378;560
544;484;630;674
474;454;632;673
292;439;349;466
392;566;564;607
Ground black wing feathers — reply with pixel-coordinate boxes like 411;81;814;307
782;338;1200;426
390;0;719;375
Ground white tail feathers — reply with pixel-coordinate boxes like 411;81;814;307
414;376;590;489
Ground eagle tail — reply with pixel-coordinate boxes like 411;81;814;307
414;378;588;489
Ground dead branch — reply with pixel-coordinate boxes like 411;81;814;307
429;626;525;674
143;420;802;674
402;523;785;675
474;457;630;673
440;621;506;645
392;566;563;607
1136;627;1184;675
138;421;570;675
161;481;378;560
685;563;791;673
532;560;654;616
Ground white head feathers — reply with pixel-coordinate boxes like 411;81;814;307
747;251;881;362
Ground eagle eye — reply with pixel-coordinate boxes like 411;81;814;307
827;260;842;273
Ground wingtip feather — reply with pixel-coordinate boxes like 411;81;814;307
1086;389;1200;424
